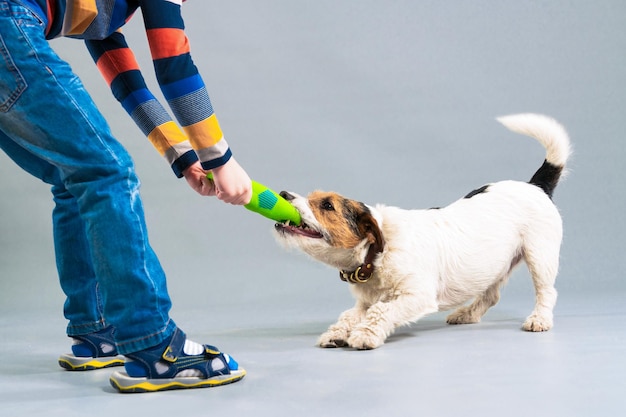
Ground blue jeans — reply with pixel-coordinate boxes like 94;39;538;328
0;0;176;354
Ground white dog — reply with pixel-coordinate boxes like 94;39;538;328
274;113;571;350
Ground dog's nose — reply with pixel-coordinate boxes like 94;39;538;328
279;191;294;201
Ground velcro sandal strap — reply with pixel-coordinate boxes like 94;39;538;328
199;346;231;377
161;328;186;363
71;326;119;358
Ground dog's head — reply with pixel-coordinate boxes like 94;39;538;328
274;190;384;279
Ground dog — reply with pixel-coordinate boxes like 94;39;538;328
273;113;571;350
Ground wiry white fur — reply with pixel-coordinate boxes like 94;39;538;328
275;114;571;350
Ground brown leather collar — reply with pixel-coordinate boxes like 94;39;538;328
339;241;383;284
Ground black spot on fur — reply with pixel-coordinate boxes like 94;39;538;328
464;185;489;199
529;160;563;198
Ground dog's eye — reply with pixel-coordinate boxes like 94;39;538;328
321;200;335;211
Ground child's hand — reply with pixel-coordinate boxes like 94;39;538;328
208;158;252;205
182;162;215;196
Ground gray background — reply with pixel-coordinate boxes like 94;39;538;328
1;1;624;416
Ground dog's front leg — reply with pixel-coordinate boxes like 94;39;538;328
347;294;438;350
317;304;367;348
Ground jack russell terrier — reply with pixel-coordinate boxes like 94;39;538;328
273;113;571;350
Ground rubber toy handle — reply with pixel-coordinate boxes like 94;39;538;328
206;172;301;225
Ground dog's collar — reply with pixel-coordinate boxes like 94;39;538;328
339;242;383;284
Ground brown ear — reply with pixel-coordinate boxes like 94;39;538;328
339;209;384;283
356;210;385;252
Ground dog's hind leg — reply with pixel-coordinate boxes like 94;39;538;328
522;245;559;332
446;277;507;325
518;214;562;332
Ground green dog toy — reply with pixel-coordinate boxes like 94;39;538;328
206;172;301;225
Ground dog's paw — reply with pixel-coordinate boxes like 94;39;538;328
446;307;481;325
317;331;348;348
522;314;553;332
347;327;384;350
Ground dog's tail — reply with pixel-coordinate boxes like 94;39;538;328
496;113;571;198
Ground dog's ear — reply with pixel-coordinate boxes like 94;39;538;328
339;205;385;283
356;210;384;251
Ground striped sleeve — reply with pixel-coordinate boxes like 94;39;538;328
85;33;198;177
139;0;232;170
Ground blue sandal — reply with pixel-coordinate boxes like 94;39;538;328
109;328;246;393
58;326;125;371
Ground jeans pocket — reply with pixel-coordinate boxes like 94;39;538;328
0;34;27;113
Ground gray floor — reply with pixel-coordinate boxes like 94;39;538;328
1;292;625;416
1;1;625;416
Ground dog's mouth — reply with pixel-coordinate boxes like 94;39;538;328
274;220;324;239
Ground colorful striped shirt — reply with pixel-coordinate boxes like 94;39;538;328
23;0;230;177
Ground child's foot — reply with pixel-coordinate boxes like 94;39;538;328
58;326;125;371
109;328;246;393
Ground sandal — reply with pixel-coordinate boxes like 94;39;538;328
109;327;246;393
58;326;125;371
